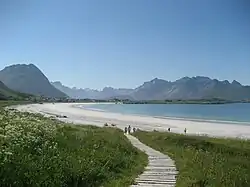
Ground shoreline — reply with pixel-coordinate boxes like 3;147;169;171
14;103;250;139
75;104;250;126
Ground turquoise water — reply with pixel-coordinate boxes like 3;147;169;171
80;103;250;123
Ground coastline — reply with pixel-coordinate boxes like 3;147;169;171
75;103;250;126
14;103;250;139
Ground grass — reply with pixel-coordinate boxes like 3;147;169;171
134;130;250;187
0;100;32;108
0;108;147;187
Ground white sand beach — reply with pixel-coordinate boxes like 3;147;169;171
14;103;250;139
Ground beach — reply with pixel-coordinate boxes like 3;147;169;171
14;103;250;139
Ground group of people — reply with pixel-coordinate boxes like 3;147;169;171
124;125;137;134
168;127;187;134
124;125;187;134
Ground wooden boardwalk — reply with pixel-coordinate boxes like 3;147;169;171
126;134;177;187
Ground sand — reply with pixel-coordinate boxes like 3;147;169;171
14;103;250;139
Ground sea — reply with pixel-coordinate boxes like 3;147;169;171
79;103;250;124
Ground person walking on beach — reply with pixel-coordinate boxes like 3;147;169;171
133;127;136;133
184;128;187;134
128;125;131;134
124;127;127;134
168;128;171;132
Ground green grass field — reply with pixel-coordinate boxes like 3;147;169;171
134;131;250;187
0;108;147;187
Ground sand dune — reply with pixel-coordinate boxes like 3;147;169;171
15;103;250;139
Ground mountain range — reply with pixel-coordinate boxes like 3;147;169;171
52;77;250;101
51;81;134;100
0;63;249;101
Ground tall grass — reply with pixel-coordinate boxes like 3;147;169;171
134;131;250;187
0;109;147;187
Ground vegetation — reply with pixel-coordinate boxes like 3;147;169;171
122;98;238;104
0;81;33;101
61;98;246;104
0;100;33;108
134;130;250;187
36;98;243;105
0;109;147;187
63;98;250;104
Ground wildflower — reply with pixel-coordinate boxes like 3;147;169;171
4;151;12;155
0;134;6;139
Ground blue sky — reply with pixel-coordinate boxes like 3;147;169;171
0;0;250;89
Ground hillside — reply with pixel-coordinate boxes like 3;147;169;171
0;64;67;98
53;77;250;101
0;81;31;100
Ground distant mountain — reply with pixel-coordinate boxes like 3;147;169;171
132;76;250;100
52;76;250;101
51;81;133;99
131;78;172;100
0;80;32;100
0;64;67;98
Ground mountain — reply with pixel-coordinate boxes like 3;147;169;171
51;81;133;99
131;78;172;100
132;76;250;100
52;81;100;99
0;64;67;98
52;76;250;101
0;80;32;100
131;76;250;100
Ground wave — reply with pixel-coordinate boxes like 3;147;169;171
74;105;106;112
